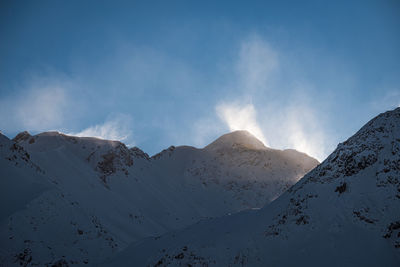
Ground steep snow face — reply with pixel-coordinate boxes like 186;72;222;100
0;130;317;266
0;134;47;221
109;108;400;266
189;147;317;206
0;133;139;266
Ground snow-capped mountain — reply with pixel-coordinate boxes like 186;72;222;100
0;130;317;266
106;108;400;266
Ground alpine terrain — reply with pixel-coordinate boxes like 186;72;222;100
0;130;317;266
106;108;400;266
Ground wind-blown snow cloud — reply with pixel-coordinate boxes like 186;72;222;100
279;105;328;161
0;83;69;132
236;35;278;95
17;87;68;130
71;114;134;144
216;102;269;146
209;35;331;161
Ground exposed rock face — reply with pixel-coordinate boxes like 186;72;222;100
130;147;150;160
310;109;400;183
151;145;176;160
95;143;134;185
1;133;42;173
12;131;32;143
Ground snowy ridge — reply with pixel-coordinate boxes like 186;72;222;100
107;108;400;266
0;130;317;266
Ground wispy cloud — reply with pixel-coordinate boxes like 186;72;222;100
17;86;68;131
204;34;332;161
216;102;269;146
70;114;134;144
236;35;278;95
279;104;329;161
0;80;71;133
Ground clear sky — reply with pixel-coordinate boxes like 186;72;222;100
0;0;399;160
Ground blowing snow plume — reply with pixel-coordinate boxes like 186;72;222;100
216;102;268;146
70;114;133;144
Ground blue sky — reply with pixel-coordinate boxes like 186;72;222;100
0;0;399;160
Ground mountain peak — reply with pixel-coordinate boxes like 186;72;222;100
304;106;400;185
204;130;267;151
12;131;32;143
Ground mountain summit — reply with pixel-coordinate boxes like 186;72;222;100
205;130;267;151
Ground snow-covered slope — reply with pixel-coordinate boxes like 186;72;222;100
107;108;400;266
0;130;317;266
